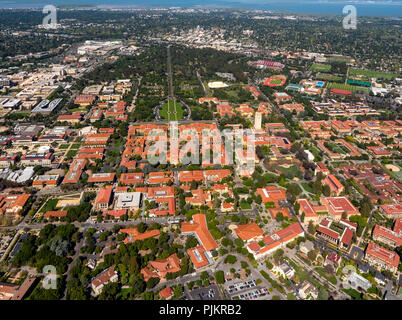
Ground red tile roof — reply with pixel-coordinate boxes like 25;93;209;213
365;242;400;268
159;287;174;299
0;193;30;216
91;267;117;289
373;225;402;246
247;222;304;256
103;209;127;219
141;254;181;282
257;186;287;204
317;226;339;240
44;210;67;219
321;197;359;217
181;214;218;252
381;203;402;216
88;172;115;183
340;228;354;246
297;199;318;217
187;245;210;269
120;173;144;185
234;223;264;241
120;227;160;244
323;174;344;194
95;185;113;206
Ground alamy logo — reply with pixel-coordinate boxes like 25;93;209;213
42;5;58;29
42;265;57;290
343;5;357;30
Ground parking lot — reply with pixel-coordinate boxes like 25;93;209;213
224;279;270;300
189;285;223;300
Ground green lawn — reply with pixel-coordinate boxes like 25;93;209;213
159;99;184;121
316;73;343;82
328;82;370;94
70;143;81;149
328;142;346;154
277;165;301;179
343;288;363;300
301;182;313;194
349;68;400;80
40;198;59;213
310;64;331;72
269;78;284;85
59;144;70;150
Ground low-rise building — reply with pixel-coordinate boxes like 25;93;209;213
273;261;295;279
141;254;181;282
20;152;53;167
91;267;118;296
95;186;113;211
0;277;36;300
234;223;264;243
372;224;402;248
298;281;318;300
88;172;115;184
247;223;304;260
115;192;142;211
346;272;372;291
365;242;400;273
32;174;60;188
0;154;18;168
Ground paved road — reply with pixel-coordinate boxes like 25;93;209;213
196;69;207;97
167;45;174;99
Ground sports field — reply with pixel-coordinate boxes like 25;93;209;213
349;69;400;80
264;75;286;87
310;64;331;72
316;73;343;82
328;82;370;94
159;99;184;121
270;79;283;85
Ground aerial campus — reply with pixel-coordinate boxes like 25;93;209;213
0;5;401;303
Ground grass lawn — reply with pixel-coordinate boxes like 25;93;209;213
314;267;338;285
40;198;59;213
328;82;369;94
343;288;363;300
389;163;402;180
159;99;184;121
328;142;345;154
70;143;81;149
301;182;313;193
277;165;300;178
270;79;284;85
349;68;400;80
310;64;331;72
59;144;70;150
316;73;343;82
